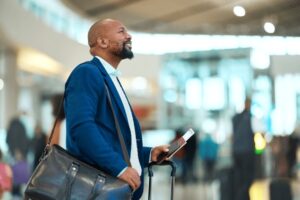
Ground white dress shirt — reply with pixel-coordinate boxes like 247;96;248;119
96;56;142;176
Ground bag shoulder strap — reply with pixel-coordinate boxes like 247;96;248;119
104;84;131;167
46;85;131;167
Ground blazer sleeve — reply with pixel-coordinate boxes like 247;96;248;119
65;64;127;177
142;147;152;167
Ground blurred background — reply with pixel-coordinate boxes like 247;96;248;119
0;0;300;199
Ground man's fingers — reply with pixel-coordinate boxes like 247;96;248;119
128;179;135;190
119;167;141;191
128;177;140;191
151;145;170;162
132;173;141;189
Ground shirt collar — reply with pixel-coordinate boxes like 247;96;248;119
95;56;121;77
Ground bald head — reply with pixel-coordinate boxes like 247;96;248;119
88;19;119;48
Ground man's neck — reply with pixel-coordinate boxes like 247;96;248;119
96;53;121;69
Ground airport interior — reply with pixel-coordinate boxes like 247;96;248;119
1;0;300;199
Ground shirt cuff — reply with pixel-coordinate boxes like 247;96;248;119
149;148;153;163
117;167;128;177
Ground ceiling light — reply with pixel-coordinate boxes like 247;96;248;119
264;22;275;34
17;48;63;76
233;6;246;17
250;49;270;69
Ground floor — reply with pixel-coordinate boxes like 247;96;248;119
1;175;299;200
140;169;300;200
1;165;299;200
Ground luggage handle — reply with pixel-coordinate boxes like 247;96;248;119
148;161;176;177
148;161;176;200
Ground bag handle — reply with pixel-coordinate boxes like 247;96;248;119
45;84;131;167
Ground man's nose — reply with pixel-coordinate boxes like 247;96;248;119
126;32;132;40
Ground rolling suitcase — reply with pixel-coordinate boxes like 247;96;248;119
147;161;176;200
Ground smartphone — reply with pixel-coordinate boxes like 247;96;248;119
156;128;195;164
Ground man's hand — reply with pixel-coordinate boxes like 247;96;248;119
118;167;141;191
151;145;169;162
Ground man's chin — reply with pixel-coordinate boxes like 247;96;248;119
127;53;134;59
122;49;134;59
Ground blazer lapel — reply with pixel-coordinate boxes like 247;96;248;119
91;57;129;124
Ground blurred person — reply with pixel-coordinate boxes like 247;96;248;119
64;18;169;199
286;131;300;178
19;111;35;140
199;133;219;182
232;97;255;200
181;128;198;184
0;149;13;199
6;115;30;159
270;136;290;177
269;136;294;200
170;128;186;182
50;93;66;148
270;136;281;177
11;150;30;199
31;124;47;170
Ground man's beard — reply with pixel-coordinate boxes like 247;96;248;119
119;43;134;59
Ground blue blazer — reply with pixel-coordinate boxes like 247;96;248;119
64;57;151;199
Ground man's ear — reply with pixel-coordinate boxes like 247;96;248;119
97;38;108;48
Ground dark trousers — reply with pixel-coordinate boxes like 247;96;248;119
204;160;216;181
182;158;195;184
233;152;255;200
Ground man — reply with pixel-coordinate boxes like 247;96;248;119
232;98;255;200
64;18;168;199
